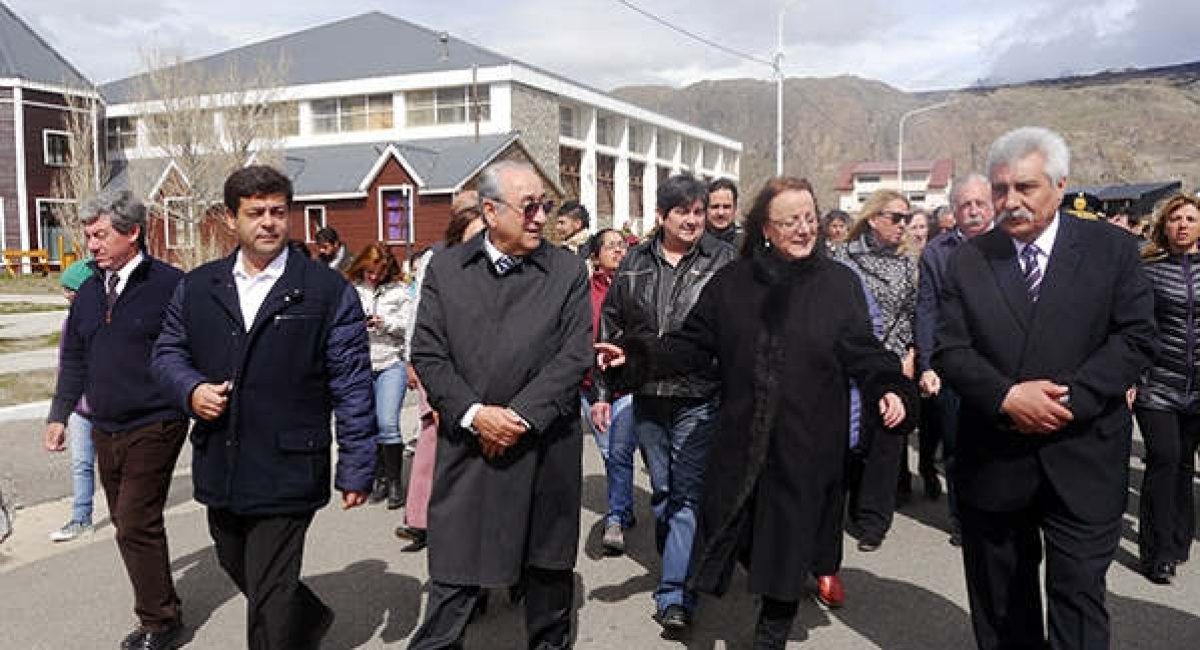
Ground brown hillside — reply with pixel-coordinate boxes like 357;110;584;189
613;63;1200;211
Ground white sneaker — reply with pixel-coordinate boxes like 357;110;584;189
49;520;93;542
601;522;625;555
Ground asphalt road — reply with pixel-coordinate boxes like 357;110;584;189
1;416;1198;649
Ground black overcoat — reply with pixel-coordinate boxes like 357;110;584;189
625;252;916;601
411;233;592;587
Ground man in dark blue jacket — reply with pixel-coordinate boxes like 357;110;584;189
153;166;375;650
44;190;187;650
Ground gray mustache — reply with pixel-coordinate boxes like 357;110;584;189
998;210;1034;224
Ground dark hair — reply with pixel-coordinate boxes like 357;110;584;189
444;206;481;246
314;227;340;245
822;209;850;229
557;199;590;229
708;178;739;204
740;176;819;258
223;165;293;214
344;242;400;284
587;228;622;260
657;174;708;216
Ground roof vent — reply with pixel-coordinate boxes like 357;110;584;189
437;31;450;61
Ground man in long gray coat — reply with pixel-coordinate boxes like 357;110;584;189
408;160;592;650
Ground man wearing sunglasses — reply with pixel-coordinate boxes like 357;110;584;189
408;160;592;650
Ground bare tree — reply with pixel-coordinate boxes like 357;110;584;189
124;49;291;269
49;92;106;257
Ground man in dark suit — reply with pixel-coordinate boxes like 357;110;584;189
408;160;592;649
153;165;376;650
44;190;187;650
934;126;1158;650
914;173;994;544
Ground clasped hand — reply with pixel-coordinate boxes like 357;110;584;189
473;405;528;459
1002;380;1073;434
191;381;232;421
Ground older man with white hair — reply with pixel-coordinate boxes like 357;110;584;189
934;127;1158;650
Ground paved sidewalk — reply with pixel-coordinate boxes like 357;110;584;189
0;310;67;339
0;347;58;373
1;418;1198;648
0;294;67;305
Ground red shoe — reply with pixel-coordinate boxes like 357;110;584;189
815;574;845;609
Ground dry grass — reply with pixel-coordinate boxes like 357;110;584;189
0;303;66;315
0;275;62;295
0;368;58;406
0;332;60;354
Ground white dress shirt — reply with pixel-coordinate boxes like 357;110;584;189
1010;211;1061;272
106;251;145;297
232;248;289;331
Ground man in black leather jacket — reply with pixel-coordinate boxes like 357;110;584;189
597;174;735;634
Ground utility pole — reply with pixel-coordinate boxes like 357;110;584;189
775;0;799;177
897;99;955;197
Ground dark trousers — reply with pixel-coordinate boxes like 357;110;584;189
754;597;799;649
848;425;905;540
207;508;328;650
921;387;961;516
1134;408;1200;565
408;567;573;650
93;418;187;629
959;487;1121;650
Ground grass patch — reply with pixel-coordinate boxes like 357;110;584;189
0;302;66;315
0;332;60;354
0;367;58;406
0;274;63;295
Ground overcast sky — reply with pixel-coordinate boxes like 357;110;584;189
10;0;1199;91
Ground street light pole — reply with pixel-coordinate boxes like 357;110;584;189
896;99;955;197
775;0;799;177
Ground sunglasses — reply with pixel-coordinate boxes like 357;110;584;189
495;198;556;220
879;211;912;225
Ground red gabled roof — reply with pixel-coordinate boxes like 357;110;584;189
834;158;955;191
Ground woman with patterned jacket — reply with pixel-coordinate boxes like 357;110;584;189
1133;192;1200;585
830;188;919;552
346;243;414;510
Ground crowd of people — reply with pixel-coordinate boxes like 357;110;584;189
3;124;1194;650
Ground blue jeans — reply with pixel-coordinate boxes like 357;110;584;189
374;362;408;445
67;412;95;524
581;394;637;527
634;396;718;614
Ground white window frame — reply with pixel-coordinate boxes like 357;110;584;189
34;198;76;262
0;197;5;250
162;196;196;250
405;85;491;127
304;205;327;243
43;129;71;167
106;116;139;151
310;94;393;134
377;185;415;245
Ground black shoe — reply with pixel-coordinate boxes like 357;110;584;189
395;525;427;552
386;479;406;510
137;620;182;650
1146;561;1173;585
120;628;146;650
857;536;882;552
368;478;388;504
948;529;963;547
654;604;691;635
306;605;335;649
921;472;943;500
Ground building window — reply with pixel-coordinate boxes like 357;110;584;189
35;199;76;262
703;145;718;170
407;86;491;127
681;139;697;166
163;197;195;249
658;133;678;161
304;206;326;243
44;130;71;167
378;187;414;244
312;94;393;134
106;117;138;151
858;175;881;184
628;124;643;153
722;151;738;174
269;102;300;137
559;106;576;138
596;115;610;146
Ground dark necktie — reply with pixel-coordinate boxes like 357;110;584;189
1021;244;1042;302
494;255;521;275
105;272;120;323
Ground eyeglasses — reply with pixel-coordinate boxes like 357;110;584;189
767;217;816;232
600;241;629;252
879;211;912;225
494;198;556;220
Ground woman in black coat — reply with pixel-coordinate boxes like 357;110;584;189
598;177;916;647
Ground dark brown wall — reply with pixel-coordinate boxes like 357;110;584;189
0;87;16;249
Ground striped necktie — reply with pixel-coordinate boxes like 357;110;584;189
105;272;120;323
494;254;521;275
1021;244;1042;302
